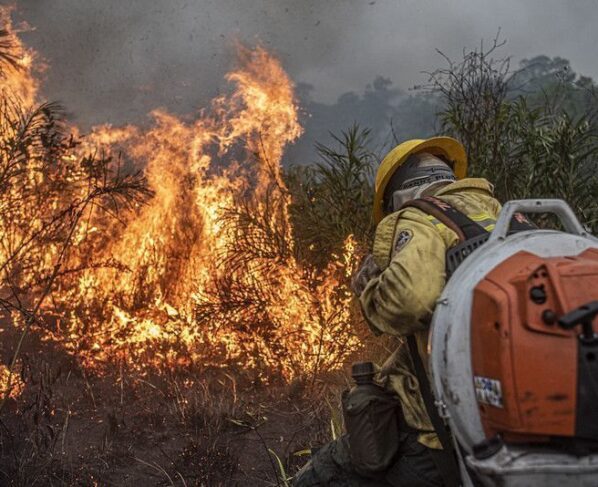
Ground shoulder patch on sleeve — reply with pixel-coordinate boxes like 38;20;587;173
394;229;413;254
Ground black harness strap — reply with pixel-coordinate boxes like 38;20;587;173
402;196;488;241
407;335;461;486
403;196;535;237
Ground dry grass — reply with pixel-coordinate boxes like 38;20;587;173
0;323;346;486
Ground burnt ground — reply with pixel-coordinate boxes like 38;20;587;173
0;325;351;486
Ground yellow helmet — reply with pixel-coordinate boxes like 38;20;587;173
373;136;467;224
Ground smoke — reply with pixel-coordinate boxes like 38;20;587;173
12;0;598;142
13;0;371;128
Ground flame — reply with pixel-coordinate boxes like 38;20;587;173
0;363;23;400
0;10;362;382
0;7;40;108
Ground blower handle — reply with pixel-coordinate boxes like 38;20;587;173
488;199;588;243
558;300;598;345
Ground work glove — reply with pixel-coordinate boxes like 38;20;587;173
351;254;381;297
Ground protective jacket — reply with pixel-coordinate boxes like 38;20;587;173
360;177;501;449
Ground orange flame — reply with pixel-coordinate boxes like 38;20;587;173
0;7;40;108
0;363;23;400
1;10;362;381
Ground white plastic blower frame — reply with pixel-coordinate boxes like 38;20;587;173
429;199;598;487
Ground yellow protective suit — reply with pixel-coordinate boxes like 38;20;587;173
359;178;501;449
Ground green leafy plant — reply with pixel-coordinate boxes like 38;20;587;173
426;35;598;231
286;124;376;267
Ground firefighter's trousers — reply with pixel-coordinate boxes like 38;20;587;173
293;431;444;487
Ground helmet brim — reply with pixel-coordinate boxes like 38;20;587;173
373;136;467;224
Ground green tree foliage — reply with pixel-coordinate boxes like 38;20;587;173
286;125;376;267
511;55;597;116
289;40;598;258
426;37;598;231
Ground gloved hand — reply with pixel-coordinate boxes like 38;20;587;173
351;254;381;297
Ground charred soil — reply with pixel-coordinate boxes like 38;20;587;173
0;323;343;486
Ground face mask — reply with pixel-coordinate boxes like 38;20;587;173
388;179;454;213
383;153;456;214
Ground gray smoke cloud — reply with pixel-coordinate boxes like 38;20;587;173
11;0;598;134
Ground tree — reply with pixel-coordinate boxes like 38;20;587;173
426;37;598;231
286;125;376;267
0;31;149;408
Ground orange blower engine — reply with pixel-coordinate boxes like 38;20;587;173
429;199;598;487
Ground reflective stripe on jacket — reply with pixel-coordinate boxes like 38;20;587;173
359;178;501;449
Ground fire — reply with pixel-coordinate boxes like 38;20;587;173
0;7;39;108
0;10;362;382
0;363;23;400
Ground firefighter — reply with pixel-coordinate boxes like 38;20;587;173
294;137;502;487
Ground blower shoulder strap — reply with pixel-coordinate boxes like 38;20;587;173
401;196;487;241
407;335;461;486
400;195;474;485
402;195;535;241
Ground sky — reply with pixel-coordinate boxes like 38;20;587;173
9;0;598;133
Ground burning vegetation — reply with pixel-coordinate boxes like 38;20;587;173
0;11;370;481
0;6;363;408
4;5;598;486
